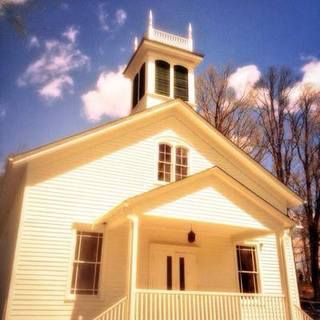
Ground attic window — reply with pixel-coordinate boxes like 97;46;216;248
158;143;189;182
174;65;188;101
175;147;188;181
71;231;103;295
155;60;170;96
158;143;172;182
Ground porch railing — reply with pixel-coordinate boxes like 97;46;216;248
294;305;313;320
135;289;287;320
148;28;192;51
93;297;127;320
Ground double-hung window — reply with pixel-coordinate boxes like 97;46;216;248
158;143;189;182
236;245;259;293
71;231;103;295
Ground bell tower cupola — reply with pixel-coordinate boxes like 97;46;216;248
123;11;203;113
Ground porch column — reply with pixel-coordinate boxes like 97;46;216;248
277;230;300;320
127;214;139;320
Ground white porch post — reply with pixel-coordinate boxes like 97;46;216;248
127;215;139;320
277;230;300;320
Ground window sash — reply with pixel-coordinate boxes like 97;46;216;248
71;231;103;295
236;245;259;293
175;147;188;181
158;144;172;182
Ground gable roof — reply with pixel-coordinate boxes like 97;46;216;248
95;166;295;231
7;99;303;208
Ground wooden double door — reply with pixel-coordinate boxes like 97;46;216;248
149;244;197;291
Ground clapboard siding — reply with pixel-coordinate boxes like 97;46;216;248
0;168;26;319
147;186;267;229
256;234;283;294
5;115;291;319
7;119;213;319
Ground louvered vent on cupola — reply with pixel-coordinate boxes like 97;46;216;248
174;65;188;101
155;60;170;96
132;63;146;108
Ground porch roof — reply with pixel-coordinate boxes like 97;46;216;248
95;166;295;231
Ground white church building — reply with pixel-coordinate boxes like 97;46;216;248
0;11;312;320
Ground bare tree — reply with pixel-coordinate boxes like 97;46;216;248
254;67;296;185
290;86;320;298
196;65;264;161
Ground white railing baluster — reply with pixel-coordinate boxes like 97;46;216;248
148;28;192;51
294;304;313;320
92;297;127;320
134;289;289;320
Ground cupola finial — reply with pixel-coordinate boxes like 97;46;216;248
149;10;153;28
148;10;154;38
188;23;193;51
134;36;138;51
188;23;192;39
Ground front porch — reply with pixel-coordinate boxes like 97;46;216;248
94;213;297;320
92;167;305;319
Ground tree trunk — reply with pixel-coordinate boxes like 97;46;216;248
309;224;320;299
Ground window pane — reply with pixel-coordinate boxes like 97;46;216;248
239;273;258;293
77;263;95;290
79;234;100;262
237;246;256;272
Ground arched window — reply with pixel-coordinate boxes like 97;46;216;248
155;60;170;96
174;65;188;101
158;143;172;182
175;146;188;181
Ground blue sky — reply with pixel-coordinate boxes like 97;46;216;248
0;0;319;170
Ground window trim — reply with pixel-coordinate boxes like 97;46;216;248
65;223;105;301
155;138;191;184
234;242;262;294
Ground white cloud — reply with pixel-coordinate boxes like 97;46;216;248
228;65;261;99
60;3;69;10
82;65;131;122
29;35;40;48
38;75;73;99
290;59;320;107
115;9;127;26
301;60;320;89
0;106;6;120
1;0;28;5
98;4;109;32
98;6;127;32
18;26;89;100
62;26;79;44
